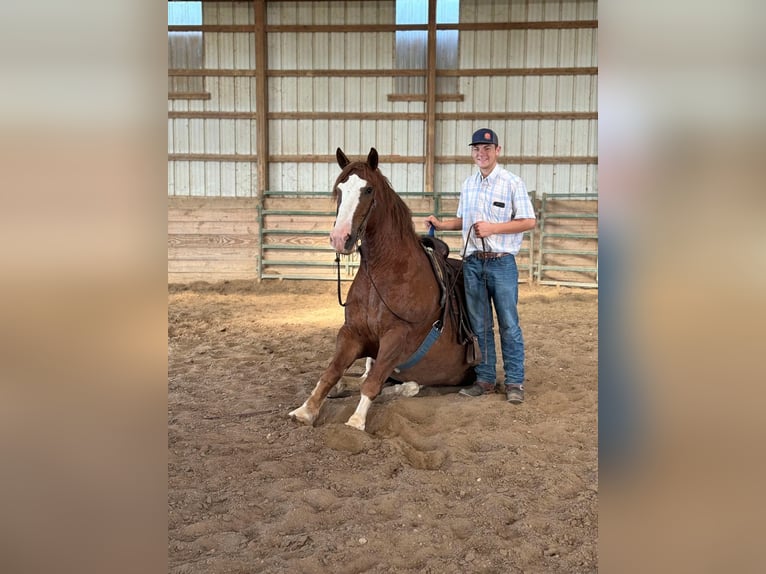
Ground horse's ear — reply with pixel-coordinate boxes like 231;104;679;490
367;148;379;171
336;148;350;169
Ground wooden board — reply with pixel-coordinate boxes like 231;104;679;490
168;194;596;285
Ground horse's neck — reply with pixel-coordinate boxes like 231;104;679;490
361;222;422;267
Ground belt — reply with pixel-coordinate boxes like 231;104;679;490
472;252;510;260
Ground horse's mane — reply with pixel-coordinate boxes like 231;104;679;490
333;162;418;242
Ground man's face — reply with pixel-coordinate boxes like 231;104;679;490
471;144;500;172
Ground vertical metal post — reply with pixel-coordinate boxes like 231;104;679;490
537;193;548;284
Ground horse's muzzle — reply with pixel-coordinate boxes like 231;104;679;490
330;226;355;254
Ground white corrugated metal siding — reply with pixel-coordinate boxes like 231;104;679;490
168;0;597;195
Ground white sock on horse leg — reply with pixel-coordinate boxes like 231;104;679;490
361;357;374;379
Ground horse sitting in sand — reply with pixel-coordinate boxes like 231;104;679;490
289;148;477;431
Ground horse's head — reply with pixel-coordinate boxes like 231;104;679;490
330;147;380;254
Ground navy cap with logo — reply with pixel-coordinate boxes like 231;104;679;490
469;128;499;146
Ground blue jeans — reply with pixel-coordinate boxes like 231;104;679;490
463;254;525;386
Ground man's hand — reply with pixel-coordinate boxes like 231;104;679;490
425;215;441;231
473;221;494;238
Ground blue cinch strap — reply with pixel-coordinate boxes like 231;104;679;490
395;321;443;372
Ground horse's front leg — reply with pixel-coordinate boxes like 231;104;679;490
346;330;406;431
289;326;363;426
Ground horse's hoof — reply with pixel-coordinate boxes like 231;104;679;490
380;381;421;398
288;405;315;426
345;416;366;432
399;381;421;397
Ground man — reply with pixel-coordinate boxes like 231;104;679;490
425;128;536;403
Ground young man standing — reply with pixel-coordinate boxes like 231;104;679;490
426;128;536;403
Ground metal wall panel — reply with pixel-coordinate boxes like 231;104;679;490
437;0;598;197
168;0;597;197
168;2;257;198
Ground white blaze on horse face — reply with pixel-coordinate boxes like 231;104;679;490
330;174;367;253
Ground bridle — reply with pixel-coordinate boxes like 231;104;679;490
333;179;434;325
334;202;374;309
334;176;376;308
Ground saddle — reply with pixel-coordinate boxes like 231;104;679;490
420;236;482;366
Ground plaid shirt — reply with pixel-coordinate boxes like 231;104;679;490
456;165;535;257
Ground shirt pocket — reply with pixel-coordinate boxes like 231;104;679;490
488;196;512;222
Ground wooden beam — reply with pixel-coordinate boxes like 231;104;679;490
253;0;268;201
388;93;464;102
168;92;211;100
168;69;259;76
267;69;425;77
425;0;437;195
439;21;598;31
436;156;599;165
169;67;597;78
268;112;426;120
168;21;597;33
439;67;598;77
168;111;598;121
168;154;598;165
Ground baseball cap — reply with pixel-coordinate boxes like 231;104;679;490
469;128;499;146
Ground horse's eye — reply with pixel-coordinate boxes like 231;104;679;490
364;186;373;195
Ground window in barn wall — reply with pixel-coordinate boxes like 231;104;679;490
395;0;459;96
168;1;204;96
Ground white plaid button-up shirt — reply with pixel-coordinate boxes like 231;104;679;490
456;165;535;257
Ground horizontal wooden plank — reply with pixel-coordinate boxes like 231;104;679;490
263;235;331;248
168;154;598;165
439;67;597;77
263;252;343;264
436;156;599;165
262;215;335;232
168;111;598;121
441;21;599;31
168;271;259;284
168;20;597;33
543;199;598;213
263;197;335;211
542;219;598;233
168;221;260;234
168;208;258;223
168;197;260;210
538;269;598;285
388;94;465;102
539;252;597;268
402;197;436;212
540;239;598;255
168;234;259;248
261;265;351;279
169;247;258;260
168;92;211;100
272;67;595;78
168;259;258;273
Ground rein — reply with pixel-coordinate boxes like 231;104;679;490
335;253;347;307
335;196;376;307
362;253;434;325
458;223;491;370
335;244;436;326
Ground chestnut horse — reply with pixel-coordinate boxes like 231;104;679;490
289;147;475;431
